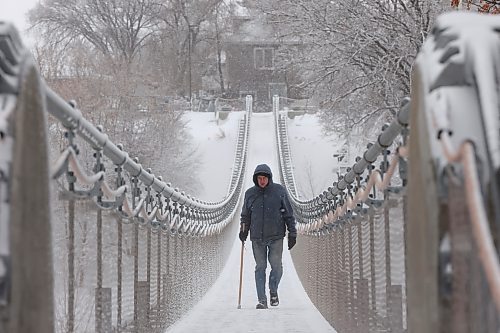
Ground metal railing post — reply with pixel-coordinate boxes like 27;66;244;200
369;214;377;330
156;227;161;327
64;112;77;333
131;175;139;331
245;95;253;114
7;51;54;333
347;222;355;332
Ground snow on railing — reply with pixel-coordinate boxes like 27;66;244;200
408;13;500;330
274;93;410;331
274;94;410;232
273;12;500;333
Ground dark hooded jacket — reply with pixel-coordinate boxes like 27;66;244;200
240;164;296;242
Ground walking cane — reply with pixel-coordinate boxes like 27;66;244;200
237;240;244;309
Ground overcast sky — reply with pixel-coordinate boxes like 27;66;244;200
0;0;39;44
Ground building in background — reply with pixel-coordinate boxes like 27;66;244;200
225;12;302;111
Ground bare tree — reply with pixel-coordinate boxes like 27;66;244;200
28;0;160;65
150;0;226;95
248;0;447;133
214;4;227;94
27;0;211;191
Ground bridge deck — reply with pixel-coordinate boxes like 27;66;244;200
165;112;336;332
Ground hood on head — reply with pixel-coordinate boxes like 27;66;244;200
253;164;273;187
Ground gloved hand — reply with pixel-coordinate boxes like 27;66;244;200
288;236;296;250
239;224;248;242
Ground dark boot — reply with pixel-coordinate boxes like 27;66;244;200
256;300;268;309
270;291;279;306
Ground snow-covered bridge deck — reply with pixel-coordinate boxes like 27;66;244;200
166;113;336;333
166;227;335;333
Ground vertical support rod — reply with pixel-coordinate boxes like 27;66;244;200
384;192;392;327
369;214;377;330
115;165;123;331
340;226;346;330
348;223;355;332
96;208;103;333
157;230;161;324
66;127;77;333
117;217;122;330
146;226;151;325
133;222;138;331
95;149;103;333
67;198;75;333
131;176;138;331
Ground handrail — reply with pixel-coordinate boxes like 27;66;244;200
273;94;409;230
441;137;500;312
0;22;253;237
46;88;248;211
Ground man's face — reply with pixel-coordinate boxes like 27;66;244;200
257;175;269;188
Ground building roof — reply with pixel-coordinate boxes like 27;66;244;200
228;13;300;45
229;15;278;44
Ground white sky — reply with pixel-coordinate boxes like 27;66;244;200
0;0;39;44
168;111;339;332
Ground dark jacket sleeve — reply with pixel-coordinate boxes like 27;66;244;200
240;190;251;227
281;191;296;237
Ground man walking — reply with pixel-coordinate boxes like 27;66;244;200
239;164;297;309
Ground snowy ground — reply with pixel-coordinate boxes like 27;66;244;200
183;111;341;201
286;113;341;198
167;111;339;332
183;111;246;201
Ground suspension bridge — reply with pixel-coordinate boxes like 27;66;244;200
0;12;499;333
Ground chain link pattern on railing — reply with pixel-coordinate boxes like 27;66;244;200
273;94;410;332
48;86;251;227
51;199;239;333
48;94;251;332
292;195;407;332
273;94;410;231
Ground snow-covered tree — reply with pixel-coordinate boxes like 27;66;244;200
28;0;229;94
28;0;160;64
27;0;218;191
143;0;228;95
248;0;447;134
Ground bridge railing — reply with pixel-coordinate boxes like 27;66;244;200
274;94;410;332
273;12;500;333
407;13;500;332
0;24;54;333
0;22;252;333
